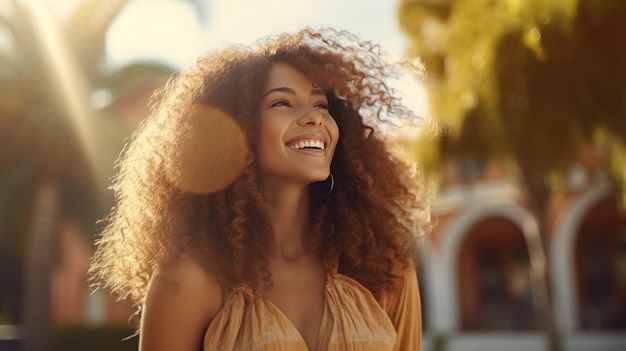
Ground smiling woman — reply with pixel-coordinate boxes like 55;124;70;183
256;62;339;190
89;27;431;351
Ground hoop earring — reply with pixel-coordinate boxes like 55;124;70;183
322;173;334;198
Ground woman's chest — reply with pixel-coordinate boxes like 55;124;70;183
261;256;327;349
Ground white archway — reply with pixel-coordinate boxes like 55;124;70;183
433;201;538;331
550;182;615;331
417;238;444;331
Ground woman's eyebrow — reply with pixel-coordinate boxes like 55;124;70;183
262;87;326;98
311;88;325;96
263;87;295;97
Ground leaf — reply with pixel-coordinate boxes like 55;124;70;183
64;0;130;76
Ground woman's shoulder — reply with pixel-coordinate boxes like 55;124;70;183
144;255;223;323
151;254;223;304
140;255;223;350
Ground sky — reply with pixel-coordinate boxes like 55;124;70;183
106;0;410;69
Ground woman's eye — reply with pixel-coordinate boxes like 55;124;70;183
270;100;291;108
315;102;329;110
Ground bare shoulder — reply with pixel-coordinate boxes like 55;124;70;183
153;255;222;297
139;255;223;351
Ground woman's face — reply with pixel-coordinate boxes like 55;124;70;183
256;62;339;187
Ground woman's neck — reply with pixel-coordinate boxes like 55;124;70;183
263;181;312;260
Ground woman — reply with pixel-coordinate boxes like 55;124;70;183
89;27;430;351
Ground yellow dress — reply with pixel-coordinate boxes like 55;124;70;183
204;269;421;351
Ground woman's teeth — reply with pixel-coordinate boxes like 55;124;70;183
289;140;325;150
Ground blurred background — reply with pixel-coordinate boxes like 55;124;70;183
0;0;625;350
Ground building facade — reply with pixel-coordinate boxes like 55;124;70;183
419;161;626;351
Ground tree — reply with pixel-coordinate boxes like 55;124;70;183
398;0;626;350
0;1;204;350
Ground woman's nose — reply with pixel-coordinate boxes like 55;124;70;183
298;108;323;126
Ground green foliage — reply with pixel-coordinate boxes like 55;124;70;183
399;0;626;194
0;0;179;243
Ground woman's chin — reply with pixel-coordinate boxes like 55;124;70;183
309;173;330;183
307;171;331;184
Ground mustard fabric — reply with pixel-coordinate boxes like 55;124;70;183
203;270;421;351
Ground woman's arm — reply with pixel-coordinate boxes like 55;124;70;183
139;256;223;351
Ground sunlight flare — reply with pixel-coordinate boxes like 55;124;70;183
25;2;105;190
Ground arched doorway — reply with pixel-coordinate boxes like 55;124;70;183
576;197;626;330
458;217;537;331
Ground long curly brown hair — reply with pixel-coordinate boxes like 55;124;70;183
89;27;431;304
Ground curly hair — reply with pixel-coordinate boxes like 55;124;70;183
89;27;431;304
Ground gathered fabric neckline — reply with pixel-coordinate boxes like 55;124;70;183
204;272;397;351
